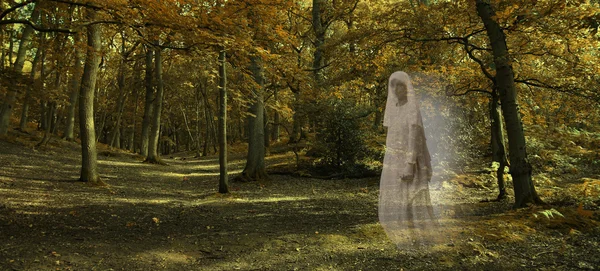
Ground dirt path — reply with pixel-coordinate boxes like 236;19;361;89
1;138;599;271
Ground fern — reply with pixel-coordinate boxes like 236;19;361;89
533;208;564;219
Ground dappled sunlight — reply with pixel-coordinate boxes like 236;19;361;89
188;160;246;171
155;169;244;179
15;210;51;216
111;197;180;205
0;188;55;205
134;250;194;266
98;160;151;168
231;196;310;203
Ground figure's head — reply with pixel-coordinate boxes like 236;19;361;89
388;71;412;107
384;71;419;127
391;79;408;106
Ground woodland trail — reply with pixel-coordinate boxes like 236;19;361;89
0;137;599;271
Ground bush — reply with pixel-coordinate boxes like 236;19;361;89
313;99;370;174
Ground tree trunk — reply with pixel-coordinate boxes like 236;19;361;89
129;86;140;152
312;0;326;85
63;33;84;141
200;87;216;155
110;36;129;148
181;106;195;151
79;8;102;185
40;101;47;131
19;44;41;131
476;0;542;208
128;55;142;152
145;47;164;164
240;56;268;182
0;5;39;136
202;101;210;156
263;106;270;148
195;85;202;157
95;111;108;143
110;66;127;148
289;93;302;143
490;91;508;200
272;110;280;143
37;102;56;147
7;30;14;67
140;47;154;156
218;49;229;193
0;30;6;70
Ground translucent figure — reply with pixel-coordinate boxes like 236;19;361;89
379;71;439;248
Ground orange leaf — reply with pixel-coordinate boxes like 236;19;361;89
577;203;593;218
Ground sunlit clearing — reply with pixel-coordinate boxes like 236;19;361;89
233;196;310;203
189;160;246;171
98;160;151;167
156;170;243;179
135;250;192;265
266;153;294;160
16;210;51;216
110;197;180;205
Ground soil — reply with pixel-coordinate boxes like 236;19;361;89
1;133;599;271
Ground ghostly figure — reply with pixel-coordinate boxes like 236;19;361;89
379;71;438;248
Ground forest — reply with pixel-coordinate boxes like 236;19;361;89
1;0;599;270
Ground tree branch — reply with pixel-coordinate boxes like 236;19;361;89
47;0;102;10
0;0;35;21
515;78;599;103
0;19;74;33
447;86;492;97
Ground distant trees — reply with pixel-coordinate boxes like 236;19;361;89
0;0;598;201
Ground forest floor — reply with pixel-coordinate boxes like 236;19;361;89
1;130;600;271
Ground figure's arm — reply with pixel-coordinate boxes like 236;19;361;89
401;124;422;180
413;123;433;181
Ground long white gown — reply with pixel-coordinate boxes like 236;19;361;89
378;71;439;248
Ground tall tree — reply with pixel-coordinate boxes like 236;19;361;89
475;0;542;207
240;56;267;181
218;48;229;193
145;46;164;164
140;46;154;156
63;32;85;141
79;7;102;185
